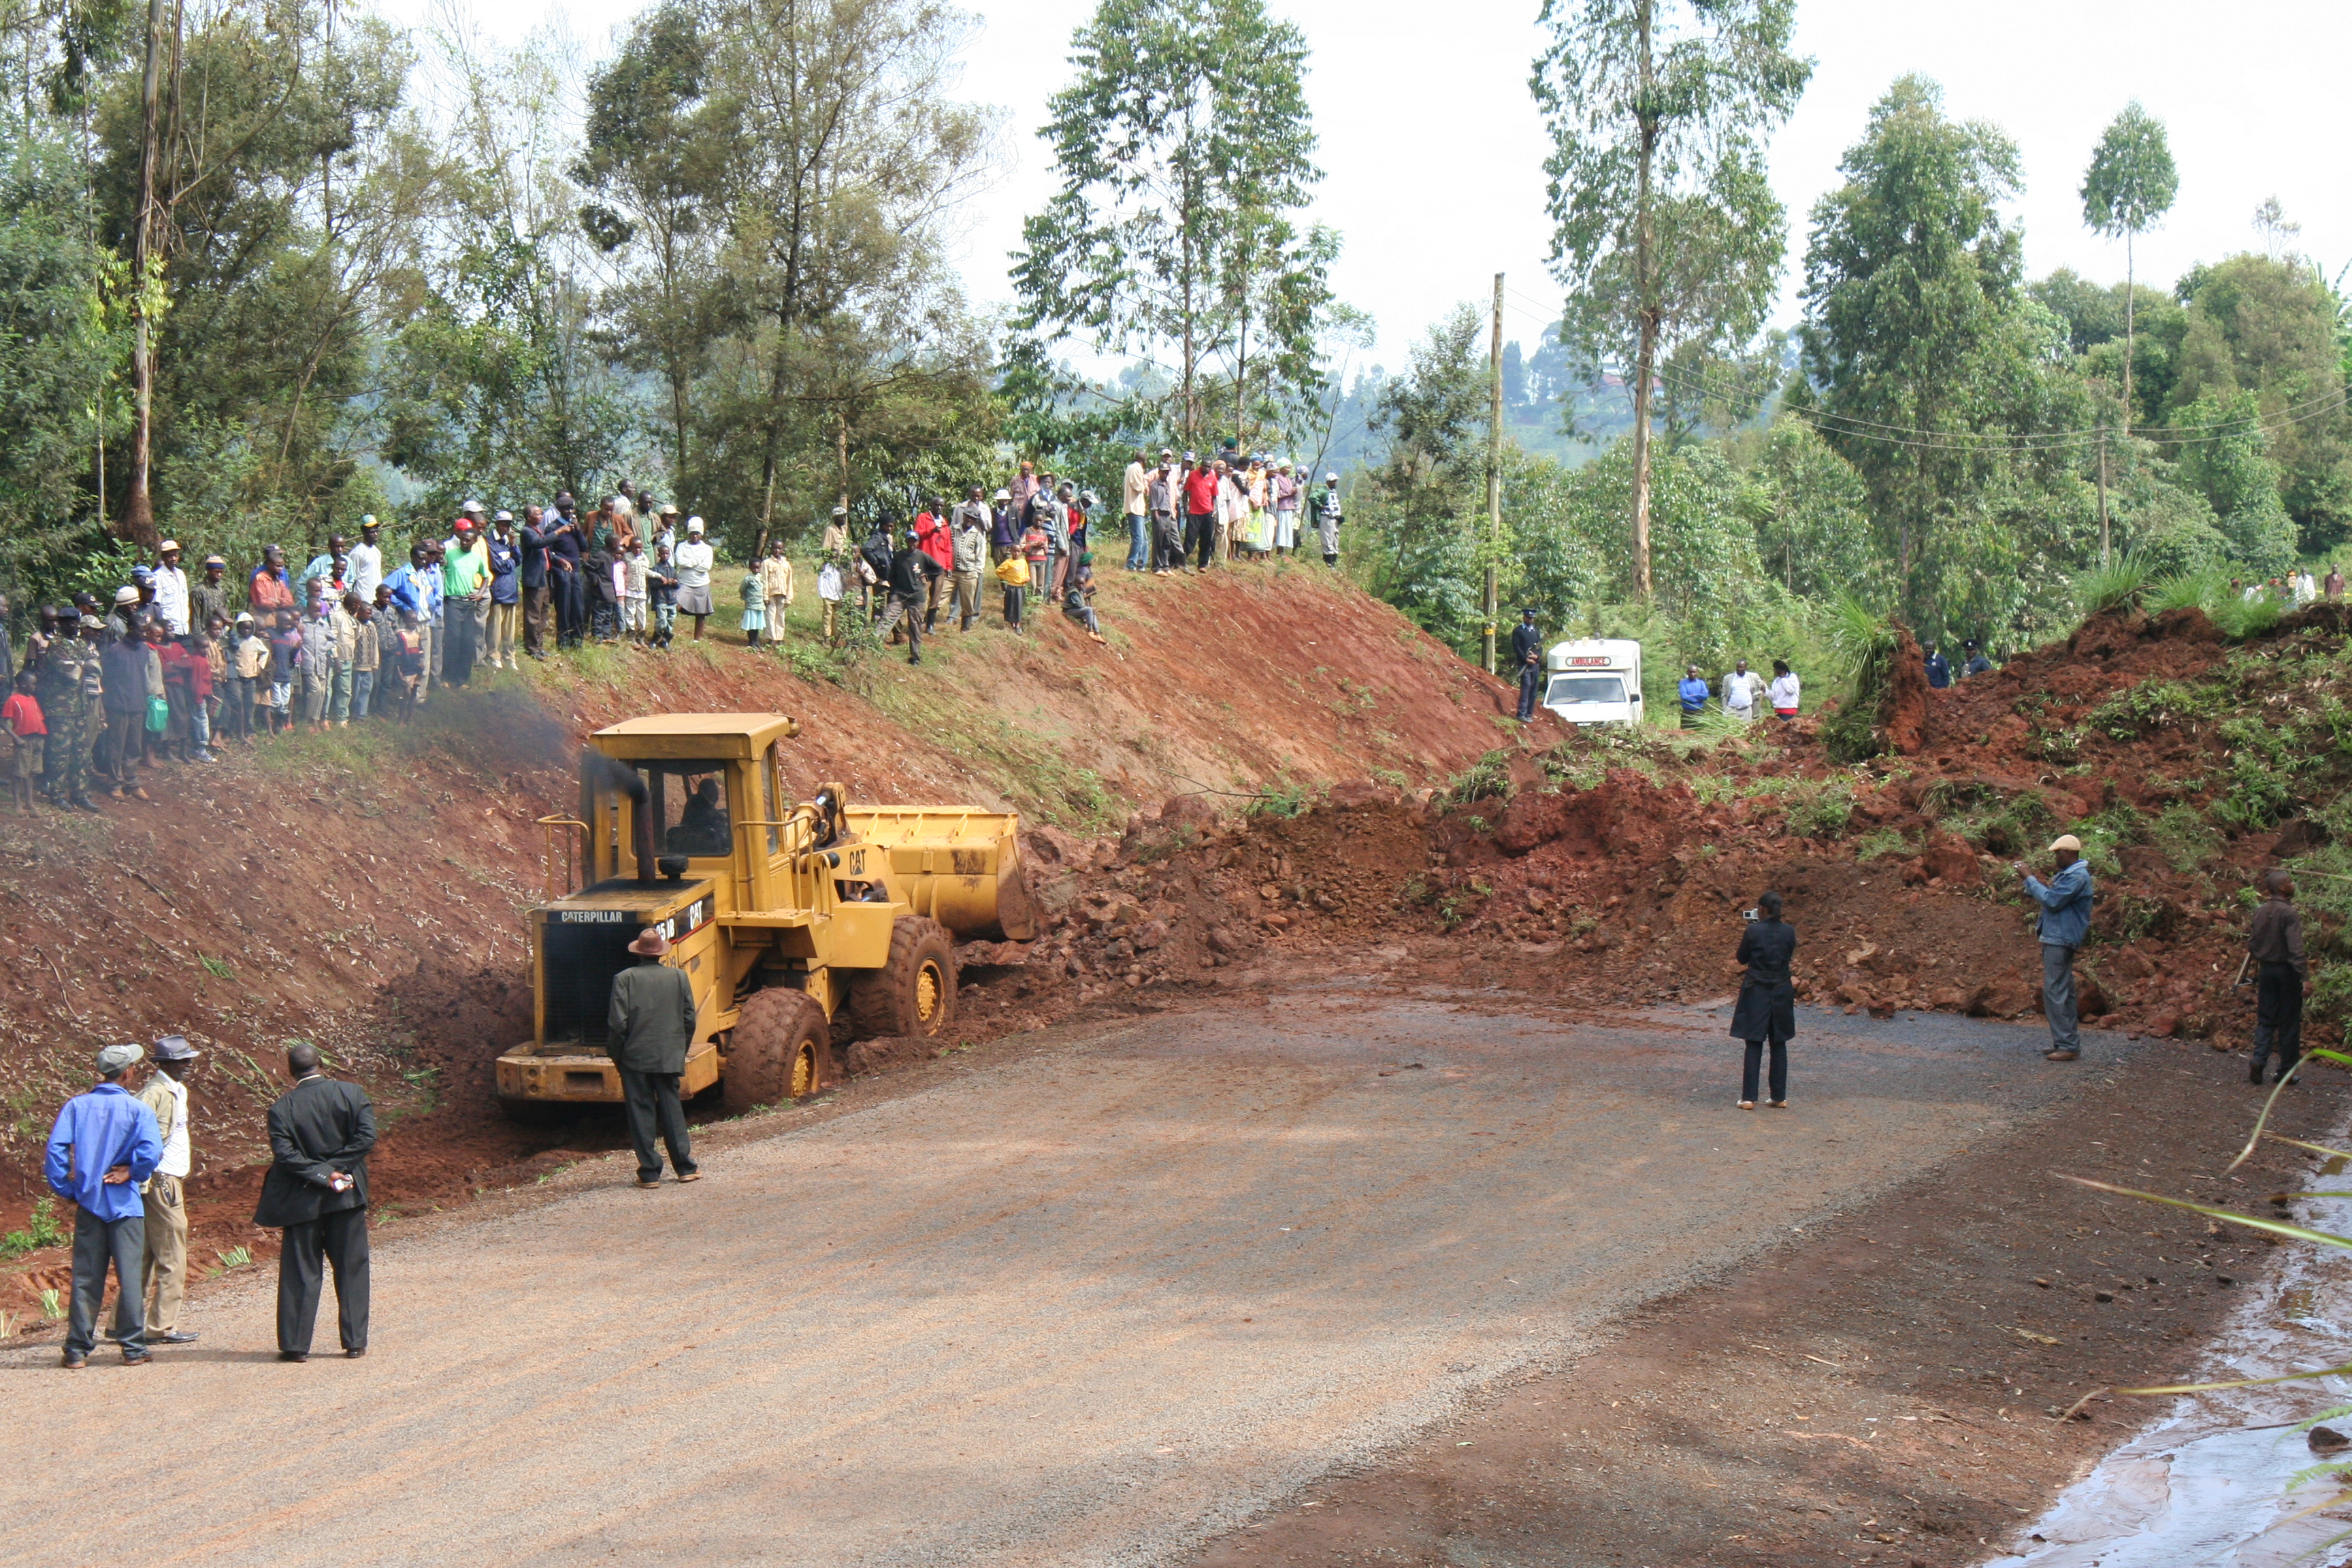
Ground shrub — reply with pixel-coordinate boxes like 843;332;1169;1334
0;1195;66;1258
2074;550;2156;617
1784;781;1855;839
2151;805;2221;871
1852;827;1908;862
1445;749;1517;806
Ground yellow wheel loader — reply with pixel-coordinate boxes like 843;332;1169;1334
495;713;1037;1118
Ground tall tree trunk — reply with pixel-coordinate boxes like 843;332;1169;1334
123;0;167;547
2121;230;2136;448
1627;0;1656;600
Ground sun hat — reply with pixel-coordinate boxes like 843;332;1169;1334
114;585;140;606
153;1034;200;1062
628;928;671;957
202;554;226;568
2048;834;2083;853
158;539;181;554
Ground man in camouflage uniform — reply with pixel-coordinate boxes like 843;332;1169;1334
42;615;103;813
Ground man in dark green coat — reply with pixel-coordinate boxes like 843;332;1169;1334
608;928;700;1188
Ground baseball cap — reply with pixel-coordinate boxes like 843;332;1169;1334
493;510;513;523
114;585;140;606
97;1042;143;1075
77;615;101;630
685;516;705;533
1324;472;1339;482
992;489;1011;502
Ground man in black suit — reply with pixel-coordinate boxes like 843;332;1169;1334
252;1041;376;1361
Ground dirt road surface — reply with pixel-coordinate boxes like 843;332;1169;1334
1;988;2125;1567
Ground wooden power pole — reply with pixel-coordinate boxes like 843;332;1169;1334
2096;425;2110;570
1483;272;1504;675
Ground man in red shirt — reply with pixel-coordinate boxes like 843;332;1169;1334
913;500;953;632
1181;454;1219;572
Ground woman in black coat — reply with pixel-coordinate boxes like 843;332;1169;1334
1731;890;1797;1108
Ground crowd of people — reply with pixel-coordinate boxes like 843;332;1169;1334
0;453;1345;805
2238;565;2344;606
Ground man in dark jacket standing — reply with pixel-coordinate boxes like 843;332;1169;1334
2016;834;2095;1063
253;1042;376;1361
608;928;701;1188
518;504;552;660
1510;608;1544;723
2247;869;2307;1085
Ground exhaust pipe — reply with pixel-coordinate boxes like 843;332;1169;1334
581;751;657;883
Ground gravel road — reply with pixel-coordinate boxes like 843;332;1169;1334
0;991;2099;1567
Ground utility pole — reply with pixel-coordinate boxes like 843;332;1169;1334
2096;425;2110;570
1482;272;1503;675
123;0;167;547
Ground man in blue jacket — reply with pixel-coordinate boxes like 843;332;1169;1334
1678;664;1711;729
2016;833;2095;1062
45;1042;164;1367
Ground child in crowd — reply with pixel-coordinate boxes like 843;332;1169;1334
231;612;269;741
3;670;44;814
739;562;768;647
647;544;679;650
622;538;649;644
391;608;425;720
817;557;844;642
1062;551;1107;644
267;611;303;736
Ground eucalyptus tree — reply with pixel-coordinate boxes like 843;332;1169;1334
1531;0;1810;598
700;0;996;534
1011;0;1326;448
2080;101;2177;443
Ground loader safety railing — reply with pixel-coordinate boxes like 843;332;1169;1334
536;815;591;902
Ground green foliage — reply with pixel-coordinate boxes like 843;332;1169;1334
1444;749;1518;806
1011;0;1336;452
0;1195;67;1258
2150;804;2221;871
1532;0;1811;440
1799;76;2084;632
1852;826;1908;862
2208;591;2285;640
2075;550;2156;616
2170;389;2300;575
1783;779;1855;838
2088;676;2224;740
1244;781;1314;819
2080;102;2178;244
2213;714;2313;829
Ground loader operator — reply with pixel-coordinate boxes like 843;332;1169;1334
672;777;730;856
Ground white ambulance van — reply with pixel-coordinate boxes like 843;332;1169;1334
1540;638;1644;728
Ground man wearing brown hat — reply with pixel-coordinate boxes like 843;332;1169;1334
135;1035;202;1345
608;928;700;1188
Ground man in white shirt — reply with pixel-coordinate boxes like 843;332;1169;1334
150;541;191;636
1722;659;1765;722
135;1034;201;1345
674;517;717;640
346;517;384;602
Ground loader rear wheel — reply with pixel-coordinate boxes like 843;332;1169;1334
722;988;834;1115
848;916;957;1040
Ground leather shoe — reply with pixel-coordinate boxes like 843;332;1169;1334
278;1350;308;1363
122;1352;151;1367
2044;1049;2079;1062
635;1177;662;1189
674;1171;702;1183
152;1330;198;1345
61;1352;86;1369
345;1348;368;1358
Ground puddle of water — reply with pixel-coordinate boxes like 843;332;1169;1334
1987;1120;2352;1568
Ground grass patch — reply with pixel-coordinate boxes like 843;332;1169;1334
1784;780;1855;839
0;1195;66;1258
1445;749;1517;806
1852;827;1910;862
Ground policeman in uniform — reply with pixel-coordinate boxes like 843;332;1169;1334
43;615;103;813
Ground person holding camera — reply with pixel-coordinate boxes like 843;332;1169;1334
1730;892;1797;1109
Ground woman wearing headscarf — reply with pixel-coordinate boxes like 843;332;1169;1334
1729;891;1797;1109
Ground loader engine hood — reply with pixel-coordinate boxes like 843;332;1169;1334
536;879;716;1047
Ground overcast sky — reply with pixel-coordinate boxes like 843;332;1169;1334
408;0;2352;372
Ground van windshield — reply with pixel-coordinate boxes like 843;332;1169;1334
1546;674;1627;706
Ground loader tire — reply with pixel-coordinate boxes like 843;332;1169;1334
723;987;834;1115
847;916;957;1041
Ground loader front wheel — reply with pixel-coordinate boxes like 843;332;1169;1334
848;917;957;1041
723;987;834;1115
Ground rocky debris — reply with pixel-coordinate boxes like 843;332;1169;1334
843;1035;933;1076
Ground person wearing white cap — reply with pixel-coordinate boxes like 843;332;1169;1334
135;1035;203;1345
2014;834;2095;1062
46;1042;163;1367
1309;472;1344;566
674;517;715;639
150;540;191;636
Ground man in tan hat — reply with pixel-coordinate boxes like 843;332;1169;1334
608;928;700;1188
2015;834;2095;1062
